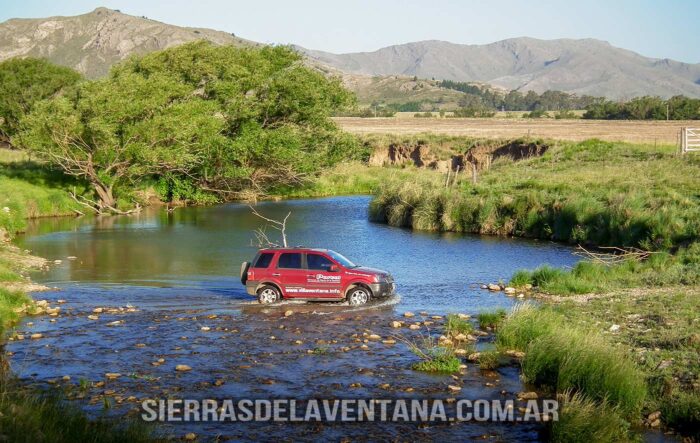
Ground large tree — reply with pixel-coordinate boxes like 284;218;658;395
18;42;356;211
0;58;81;147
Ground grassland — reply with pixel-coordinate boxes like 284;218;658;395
497;288;700;441
335;117;690;144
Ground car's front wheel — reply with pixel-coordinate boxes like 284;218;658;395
347;287;371;306
257;285;281;304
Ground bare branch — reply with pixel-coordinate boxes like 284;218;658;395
249;206;291;247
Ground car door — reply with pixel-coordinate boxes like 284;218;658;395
305;252;343;298
275;252;307;298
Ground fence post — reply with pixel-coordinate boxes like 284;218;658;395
681;127;687;154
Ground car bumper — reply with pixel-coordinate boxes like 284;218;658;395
370;282;396;298
246;281;259;296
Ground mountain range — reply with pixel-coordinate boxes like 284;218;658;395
1;7;699;100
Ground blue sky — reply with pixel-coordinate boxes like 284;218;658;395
1;0;698;63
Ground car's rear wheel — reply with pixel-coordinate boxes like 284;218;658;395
347;287;370;306
257;285;281;304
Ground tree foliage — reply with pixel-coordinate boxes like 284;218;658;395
18;42;358;211
583;96;700;120
0;58;81;145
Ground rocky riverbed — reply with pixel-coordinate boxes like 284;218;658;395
7;292;547;441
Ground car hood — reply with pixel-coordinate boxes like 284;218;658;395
348;266;389;277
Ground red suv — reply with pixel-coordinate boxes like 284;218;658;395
240;248;395;305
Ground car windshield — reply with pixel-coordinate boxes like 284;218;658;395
326;250;356;268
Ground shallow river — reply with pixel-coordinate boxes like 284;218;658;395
9;196;580;441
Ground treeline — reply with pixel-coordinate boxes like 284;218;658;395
439;80;700;120
583;96;700;120
439;80;598;111
0;43;364;213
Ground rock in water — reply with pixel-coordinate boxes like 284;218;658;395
175;364;192;372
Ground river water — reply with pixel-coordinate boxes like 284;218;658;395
8;196;580;441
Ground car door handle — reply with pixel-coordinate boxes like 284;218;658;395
272;273;281;276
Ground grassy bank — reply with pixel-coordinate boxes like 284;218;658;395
369;138;700;292
370;139;699;249
497;288;700;441
0;149;154;441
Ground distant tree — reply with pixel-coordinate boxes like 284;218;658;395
0;58;81;147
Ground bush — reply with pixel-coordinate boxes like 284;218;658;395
550;392;630;442
660;392;700;438
498;305;646;418
445;314;473;335
412;347;461;373
478;350;500;370
476;309;506;329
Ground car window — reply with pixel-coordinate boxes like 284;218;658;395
253;252;274;268
307;253;334;271
327;250;356;268
277;253;302;269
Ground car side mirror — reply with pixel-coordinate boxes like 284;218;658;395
329;264;340;272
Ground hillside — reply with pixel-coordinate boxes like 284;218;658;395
0;7;251;78
300;38;700;99
2;8;700;99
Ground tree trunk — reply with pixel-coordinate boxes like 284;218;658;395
92;181;116;210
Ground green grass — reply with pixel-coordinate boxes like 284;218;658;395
0;149;82;236
497;304;646;419
476;309;506;329
370;139;700;250
0;377;153;443
510;243;700;294
660;392;700;439
445;313;473;335
477;350;500;370
499;290;700;439
551;392;631;443
0;287;30;335
412;350;461;373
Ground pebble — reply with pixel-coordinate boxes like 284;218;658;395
214;379;225;387
53;260;62;264
367;334;381;341
175;365;192;372
403;312;415;318
504;287;516;294
609;324;620;332
517;391;538;400
457;313;470;319
454;349;467;356
467;352;481;362
30;333;43;340
448;385;462;392
88;315;99;320
107;320;122;326
284;310;293;317
185;433;197;441
105;373;121;380
382;339;396;345
390;321;402;328
200;326;211;332
67;256;77;260
93;308;103;313
505;350;526;359
487;284;501;291
408;324;421;330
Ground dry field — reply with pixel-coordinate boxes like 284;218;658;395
335;117;696;144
